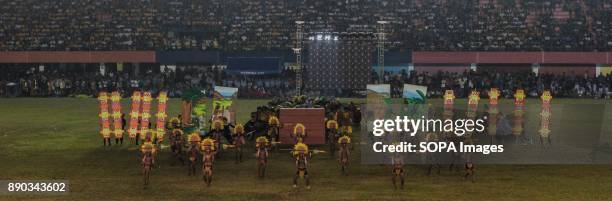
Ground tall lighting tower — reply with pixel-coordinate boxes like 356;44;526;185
294;21;305;95
376;21;388;83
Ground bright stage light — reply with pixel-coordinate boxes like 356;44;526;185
316;34;322;40
334;36;338;41
324;35;331;40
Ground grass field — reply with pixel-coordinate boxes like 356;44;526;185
1;98;612;201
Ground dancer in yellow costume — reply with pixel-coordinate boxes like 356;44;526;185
291;123;307;144
337;135;351;175
292;142;311;189
255;136;270;178
200;138;217;187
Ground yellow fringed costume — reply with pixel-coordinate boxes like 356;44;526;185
188;132;201;144
293;142;309;157
140;142;157;154
268;116;280;126
234;124;245;134
256;136;269;148
200;138;216;151
326;120;339;130
338;135;351;144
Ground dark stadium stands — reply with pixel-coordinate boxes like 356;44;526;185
1;0;611;51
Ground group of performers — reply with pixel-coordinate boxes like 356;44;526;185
107;92;559;190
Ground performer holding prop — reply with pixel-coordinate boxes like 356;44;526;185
128;91;142;145
487;88;500;143
539;90;553;146
255;136;270;178
98;92;112;146
209;119;224;157
155;91;168;144
110;91;123;145
139;92;153;143
200;138;217;187
513;89;526;142
268;116;282;150
292;142;311;189
232;124;246;164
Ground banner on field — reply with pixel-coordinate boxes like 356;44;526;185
366;84;390;104
402;84;427;104
213;86;238;110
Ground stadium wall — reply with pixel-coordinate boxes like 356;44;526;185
411;52;611;64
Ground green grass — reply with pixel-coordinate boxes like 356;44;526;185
1;98;612;201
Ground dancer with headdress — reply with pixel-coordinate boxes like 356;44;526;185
267;115;281;151
337;135;351;175
200;138;217;187
140;142;156;188
326;119;339;156
291;123;307;144
187;133;201;176
170;129;185;165
255;136;270;178
292;142;311;189
232;124;246;164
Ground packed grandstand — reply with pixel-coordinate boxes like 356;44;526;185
0;0;611;99
0;0;611;51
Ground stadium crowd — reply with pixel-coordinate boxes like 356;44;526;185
0;0;611;51
1;66;610;99
0;66;296;98
379;69;612;99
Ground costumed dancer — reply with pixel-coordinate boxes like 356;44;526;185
292;142;311;189
255;136;270;178
200;138;217;187
487;88;500;143
391;151;404;190
513;89;526;143
337;135;351;175
267;115;282;150
464;160;476;182
140;141;156;188
326;119;339;156
209;119;224;156
232;124;246;164
291;123;307;144
539;90;553;146
187;133;201;176
170;129;185;165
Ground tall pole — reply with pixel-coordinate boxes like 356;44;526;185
377;21;388;83
294;21;305;95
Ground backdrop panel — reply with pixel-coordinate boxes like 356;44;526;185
279;108;325;145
